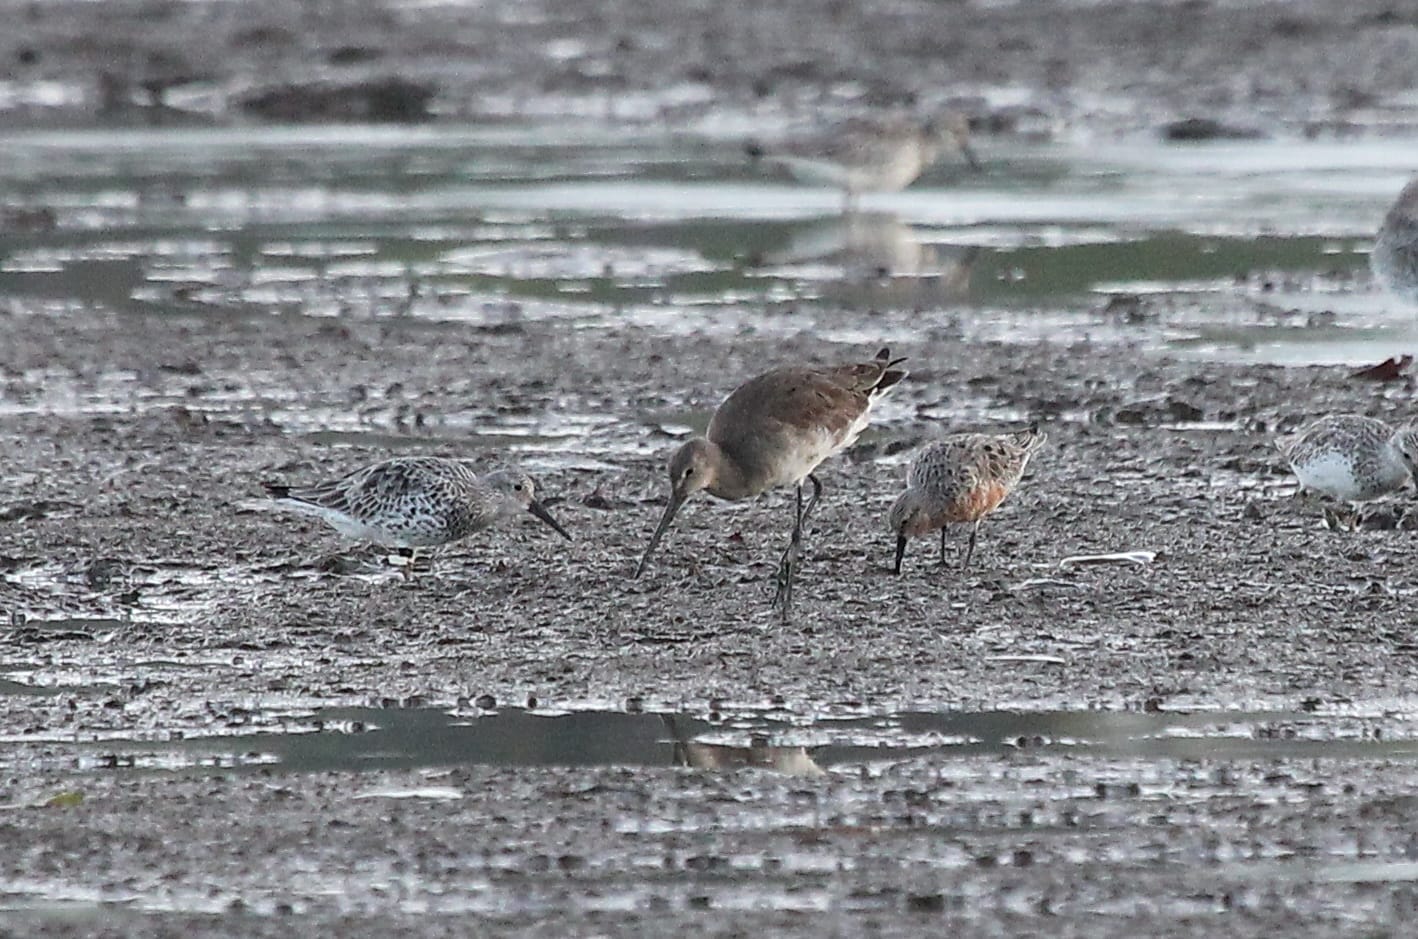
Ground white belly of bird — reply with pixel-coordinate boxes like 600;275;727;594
1293;451;1367;501
772;413;875;488
778;156;852;189
276;499;446;547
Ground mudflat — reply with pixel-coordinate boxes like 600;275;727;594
5;0;1418;935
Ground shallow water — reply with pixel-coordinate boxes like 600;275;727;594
2;123;1415;380
4;694;1417;777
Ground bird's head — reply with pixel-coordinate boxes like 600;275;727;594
666;438;718;502
484;470;571;540
924;113;981;171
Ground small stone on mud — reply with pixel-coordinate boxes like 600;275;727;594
582;487;627;510
906;893;947;912
1162;117;1264;141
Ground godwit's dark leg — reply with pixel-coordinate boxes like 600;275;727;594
772;483;804;615
800;475;823;526
939;527;947;566
773;479;819;616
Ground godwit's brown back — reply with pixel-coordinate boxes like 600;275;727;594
706;349;906;497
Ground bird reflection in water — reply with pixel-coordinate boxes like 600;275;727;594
751;211;981;306
663;716;826;777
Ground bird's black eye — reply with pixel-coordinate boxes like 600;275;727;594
515;483;524;491
684;467;694;478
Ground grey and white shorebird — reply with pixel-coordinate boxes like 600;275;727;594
1278;415;1418;530
635;347;908;618
1371;175;1418;304
746;113;981;208
264;456;571;571
887;426;1045;574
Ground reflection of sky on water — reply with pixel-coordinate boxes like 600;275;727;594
5;704;1412;777
0;125;1415;366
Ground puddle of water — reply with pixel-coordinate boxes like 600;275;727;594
15;705;1418;778
2;124;1416;368
0;677;82;697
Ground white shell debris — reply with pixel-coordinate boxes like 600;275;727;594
1058;550;1157;568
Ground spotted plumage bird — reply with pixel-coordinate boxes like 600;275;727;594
1278;415;1418;529
264;456;570;571
888;426;1045;573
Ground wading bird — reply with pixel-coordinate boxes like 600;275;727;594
636;348;907;618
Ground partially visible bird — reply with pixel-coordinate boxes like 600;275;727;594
747;113;980;208
887;426;1046;574
1372;175;1418;304
264;456;570;572
1278;415;1418;530
662;716;824;777
635;347;908;619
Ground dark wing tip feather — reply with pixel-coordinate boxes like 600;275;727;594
876;368;908;393
263;481;292;499
873;347;908;370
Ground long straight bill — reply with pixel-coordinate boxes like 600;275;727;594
528;499;572;540
634;491;687;578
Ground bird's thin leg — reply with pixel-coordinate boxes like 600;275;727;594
939;527;947;566
773;482;809;616
800;475;823;526
961;521;981;572
397;547;417;581
774;476;826;616
1319;502;1356;532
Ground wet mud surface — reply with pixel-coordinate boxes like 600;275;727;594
6;0;1418;935
7;302;1418;936
6;306;1418;714
3;0;1418;136
10;755;1418;938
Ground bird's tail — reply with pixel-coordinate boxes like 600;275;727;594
1014;422;1048;454
871;347;909;394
